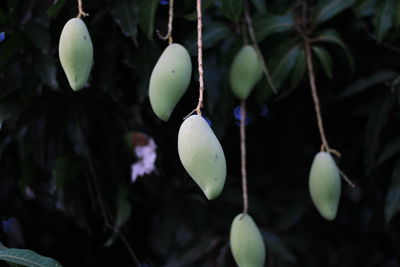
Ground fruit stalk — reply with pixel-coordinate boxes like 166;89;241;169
157;0;174;44
243;0;276;93
240;100;249;214
303;34;330;152
196;0;204;116
77;0;88;18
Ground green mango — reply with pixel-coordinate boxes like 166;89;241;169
177;115;226;200
309;152;341;220
229;45;263;100
149;43;192;121
59;18;93;91
230;213;266;267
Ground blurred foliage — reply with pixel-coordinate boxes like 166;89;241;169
1;0;400;266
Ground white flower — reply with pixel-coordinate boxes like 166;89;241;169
131;137;157;182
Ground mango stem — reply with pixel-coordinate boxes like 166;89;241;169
196;0;204;116
240;100;249;214
77;0;89;18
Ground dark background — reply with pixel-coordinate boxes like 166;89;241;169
1;0;400;266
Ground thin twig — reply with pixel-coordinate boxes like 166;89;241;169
240;100;249;214
77;0;89;18
156;0;174;45
301;31;330;152
195;0;205;115
87;162;141;265
243;0;276;94
339;168;356;188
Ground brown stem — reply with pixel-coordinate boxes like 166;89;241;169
156;0;174;45
240;100;249;214
243;0;276;94
77;0;89;18
195;0;205;116
302;33;330;152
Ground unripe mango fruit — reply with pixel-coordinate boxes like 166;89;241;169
149;43;192;121
229;45;263;100
309;152;341;220
177;115;226;200
59;18;93;91
230;213;266;267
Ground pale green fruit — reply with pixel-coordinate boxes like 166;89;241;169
59;18;93;91
229;45;263;100
230;213;266;267
177;115;226;200
309;152;341;220
149;43;192;121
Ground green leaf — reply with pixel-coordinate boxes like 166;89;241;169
0;246;62;267
385;159;400;223
338;70;397;99
290;48;306;88
313;0;356;24
137;0;158;40
46;0;66;17
315;29;354;71
312;45;333;79
270;44;301;91
221;0;243;22
111;0;138;41
374;0;395;41
253;13;294;42
394;1;400;28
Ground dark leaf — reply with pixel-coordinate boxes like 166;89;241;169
46;0;66;17
181;0;215;21
385;159;400;223
24;21;50;53
250;0;267;13
111;0;138;41
312;45;333;79
354;0;378;17
138;0;158;40
365;92;395;172
315;29;354;70
290;47;306;88
313;0;356;24
374;0;395;42
36;54;58;89
270;44;301;91
221;0;243;23
261;230;297;263
253;13;294;42
338;70;397;99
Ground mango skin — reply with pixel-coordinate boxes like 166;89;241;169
230;213;266;267
309;152;341;220
149;43;192;121
177;115;226;200
229;45;263;100
59;18;93;91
